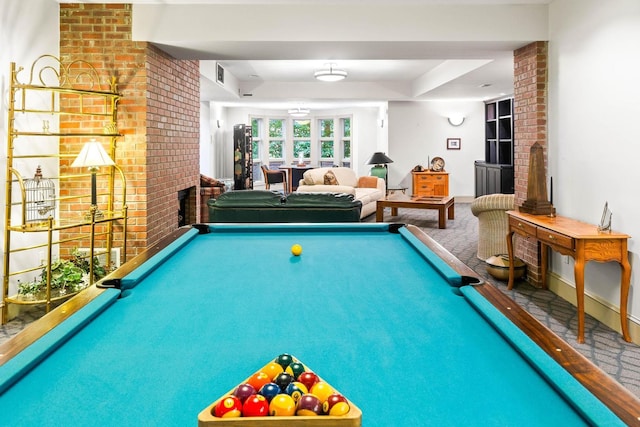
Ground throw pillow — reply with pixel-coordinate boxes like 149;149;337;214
358;176;378;188
324;170;339;185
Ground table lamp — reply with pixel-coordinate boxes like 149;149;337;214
366;152;394;184
71;139;115;218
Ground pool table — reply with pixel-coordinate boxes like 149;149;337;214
1;223;639;426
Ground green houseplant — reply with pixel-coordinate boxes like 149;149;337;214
18;249;110;298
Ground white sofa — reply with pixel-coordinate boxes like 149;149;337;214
296;167;385;219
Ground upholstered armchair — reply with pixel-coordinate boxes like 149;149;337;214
470;194;516;261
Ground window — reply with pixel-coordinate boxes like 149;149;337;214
318;119;334;167
268;119;286;166
341;117;352;167
251;118;263;180
292;119;311;162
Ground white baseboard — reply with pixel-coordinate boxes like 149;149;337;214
548;272;640;344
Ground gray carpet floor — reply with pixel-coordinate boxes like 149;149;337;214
2;203;640;399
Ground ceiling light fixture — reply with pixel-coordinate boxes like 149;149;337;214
314;63;347;82
288;107;310;118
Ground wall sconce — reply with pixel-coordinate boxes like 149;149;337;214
447;115;465;127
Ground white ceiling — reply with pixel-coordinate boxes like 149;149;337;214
67;0;553;110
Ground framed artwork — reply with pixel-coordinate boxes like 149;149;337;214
447;138;461;150
217;63;225;85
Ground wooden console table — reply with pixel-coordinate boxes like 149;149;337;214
506;210;631;343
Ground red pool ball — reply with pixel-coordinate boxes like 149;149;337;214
296;394;323;416
242;394;269;417
233;383;256;403
323;393;350;416
213;395;242;418
297;371;319;391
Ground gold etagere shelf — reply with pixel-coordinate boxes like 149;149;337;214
2;55;128;323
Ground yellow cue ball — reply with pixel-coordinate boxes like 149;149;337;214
291;244;303;256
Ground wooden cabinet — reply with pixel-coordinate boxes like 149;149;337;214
475;97;514;197
412;172;449;197
475;161;514;197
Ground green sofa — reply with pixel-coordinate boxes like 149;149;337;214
207;190;362;222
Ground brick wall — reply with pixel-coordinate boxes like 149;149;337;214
59;3;200;261
513;41;548;286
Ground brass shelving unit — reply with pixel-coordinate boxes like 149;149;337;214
2;55;128;323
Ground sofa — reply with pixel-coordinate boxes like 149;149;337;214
295;167;385;218
207;190;362;223
470;193;516;260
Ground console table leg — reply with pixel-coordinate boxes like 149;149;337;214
620;258;632;342
574;257;586;344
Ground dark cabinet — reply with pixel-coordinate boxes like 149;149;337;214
475;97;514;196
233;124;253;190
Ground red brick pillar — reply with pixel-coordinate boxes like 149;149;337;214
59;3;200;259
513;41;548;287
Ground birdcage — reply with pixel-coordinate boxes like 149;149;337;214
24;165;56;223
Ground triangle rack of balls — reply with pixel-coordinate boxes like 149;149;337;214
198;353;362;426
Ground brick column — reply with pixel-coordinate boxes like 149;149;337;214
513;41;548;287
59;3;200;260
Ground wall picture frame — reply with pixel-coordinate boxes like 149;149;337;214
216;63;225;85
447;138;461;150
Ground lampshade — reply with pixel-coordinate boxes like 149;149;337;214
366;152;394;165
314;64;347;82
288;107;310;118
71;139;115;169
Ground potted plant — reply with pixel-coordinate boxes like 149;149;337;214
17;249;110;299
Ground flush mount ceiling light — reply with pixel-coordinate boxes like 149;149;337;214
288;107;310;118
314;63;347;82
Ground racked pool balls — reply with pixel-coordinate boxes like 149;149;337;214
285;381;308;403
262;361;284;380
285;361;306;379
259;382;281;402
213;395;242;418
242;394;269;417
275;353;294;369
310;381;334;403
274;372;294;391
233;383;256;403
297;371;319;391
296;394;323;416
247;371;271;392
269;393;297;416
323;393;350;416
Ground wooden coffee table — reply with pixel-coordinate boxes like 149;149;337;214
376;196;455;228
